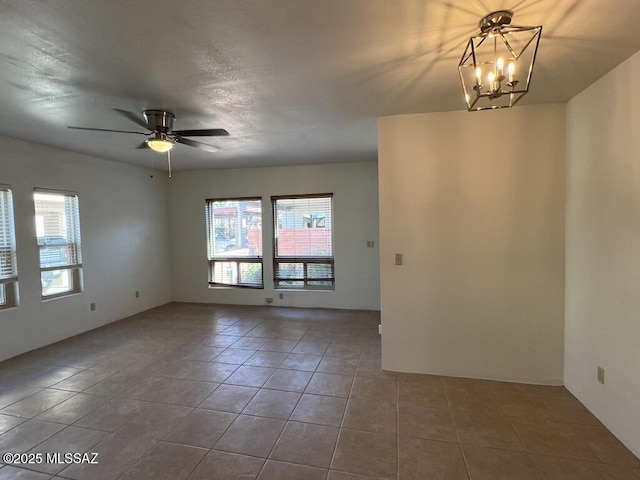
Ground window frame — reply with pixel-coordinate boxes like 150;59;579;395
34;189;83;300
272;193;335;290
0;186;18;310
205;196;264;289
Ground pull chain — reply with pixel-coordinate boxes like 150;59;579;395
167;150;172;178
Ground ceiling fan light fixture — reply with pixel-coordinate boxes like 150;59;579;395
146;132;175;153
458;10;542;111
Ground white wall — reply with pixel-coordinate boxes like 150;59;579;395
378;105;566;384
0;135;172;362
168;162;380;310
565;51;640;457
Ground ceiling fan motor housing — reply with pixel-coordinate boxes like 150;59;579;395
143;110;175;133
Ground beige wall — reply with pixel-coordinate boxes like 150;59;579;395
168;162;380;310
0;135;172;362
565;50;640;457
378;104;566;383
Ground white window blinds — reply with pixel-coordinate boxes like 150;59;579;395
34;190;83;297
0;187;17;282
272;194;334;288
205;197;263;288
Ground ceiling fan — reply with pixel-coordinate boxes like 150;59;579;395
68;109;229;154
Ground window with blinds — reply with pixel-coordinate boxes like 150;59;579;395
205;197;263;288
0;187;18;309
34;190;83;298
272;194;334;289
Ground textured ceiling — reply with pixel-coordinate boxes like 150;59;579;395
0;0;639;171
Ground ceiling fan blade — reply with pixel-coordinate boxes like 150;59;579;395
172;128;229;137
113;108;150;130
175;136;219;152
67;126;148;135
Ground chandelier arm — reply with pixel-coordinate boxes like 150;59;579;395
500;35;519;60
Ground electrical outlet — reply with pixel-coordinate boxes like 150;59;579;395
367;240;375;248
90;303;96;311
395;253;403;265
135;290;140;298
597;366;605;385
279;293;284;300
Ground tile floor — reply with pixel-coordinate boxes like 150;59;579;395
0;303;638;480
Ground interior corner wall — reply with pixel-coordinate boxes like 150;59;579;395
565;50;640;457
0;135;172;362
168;161;380;311
378;104;566;384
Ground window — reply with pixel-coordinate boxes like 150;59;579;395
0;187;18;309
34;190;83;298
205;197;263;288
272;194;334;289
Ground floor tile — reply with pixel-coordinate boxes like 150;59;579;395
510;417;600;461
305;373;353;398
328;471;389;480
0;385;42;410
116;403;192;439
0;413;26;435
262;369;312;393
224;366;276;388
244;351;289;368
270;421;339;468
119;442;207;480
462;445;540;480
259;339;299;353
157;360;238;383
172;345;226;362
59;433;156;480
198;384;258;413
332;428;397;479
290;394;347;427
214;414;286;458
35;393;109;424
74;399;149;432
26;426;107;474
398;376;448;409
52;369;113;392
242;389;301;420
280;354;322;372
0;466;53;479
398;436;468;480
1;305;635;480
452;410;524;450
573;424;640;467
343;397;397;434
324;343;362;359
186;449;264;480
162;409;236;448
83;372;149;397
317;357;358;376
350;377;397;404
292;342;329;356
122;376;217;407
1;389;76;419
257;460;327;480
204;335;242;347
0;419;65;454
531;453;623;479
212;348;256;365
398;403;457;441
445;385;503;416
230;337;268;350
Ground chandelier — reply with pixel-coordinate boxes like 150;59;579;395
459;10;542;111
